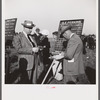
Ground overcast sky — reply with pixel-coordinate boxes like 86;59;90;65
5;0;97;37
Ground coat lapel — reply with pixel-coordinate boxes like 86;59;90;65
21;32;33;47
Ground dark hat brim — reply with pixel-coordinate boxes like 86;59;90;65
52;31;58;35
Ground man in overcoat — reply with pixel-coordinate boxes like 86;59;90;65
60;25;88;84
12;20;39;83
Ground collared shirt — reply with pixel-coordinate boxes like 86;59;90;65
23;31;37;47
70;33;75;39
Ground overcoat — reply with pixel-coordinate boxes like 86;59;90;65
63;34;85;75
12;32;37;71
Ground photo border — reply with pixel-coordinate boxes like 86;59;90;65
0;0;2;100
98;0;99;100
1;0;99;100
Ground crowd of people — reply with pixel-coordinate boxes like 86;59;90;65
5;20;96;84
80;34;96;54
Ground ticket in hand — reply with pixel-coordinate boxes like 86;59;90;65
51;51;61;55
52;54;64;60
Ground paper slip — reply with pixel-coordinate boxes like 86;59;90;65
68;58;74;62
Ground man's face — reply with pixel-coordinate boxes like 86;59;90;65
36;29;40;33
24;27;32;34
63;30;70;40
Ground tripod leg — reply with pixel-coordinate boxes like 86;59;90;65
41;60;55;84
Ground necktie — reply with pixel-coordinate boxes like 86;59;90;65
27;34;36;47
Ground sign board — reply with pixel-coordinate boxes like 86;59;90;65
5;18;17;36
54;19;84;51
58;19;84;36
54;38;66;51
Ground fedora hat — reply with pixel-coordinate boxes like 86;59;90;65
61;25;72;34
60;25;72;38
21;20;35;29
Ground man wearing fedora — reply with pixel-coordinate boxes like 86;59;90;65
59;25;89;84
13;20;39;84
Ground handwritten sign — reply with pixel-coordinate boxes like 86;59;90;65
54;19;84;51
58;19;84;36
5;18;17;36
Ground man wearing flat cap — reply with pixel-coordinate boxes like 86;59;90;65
13;20;39;84
59;25;89;84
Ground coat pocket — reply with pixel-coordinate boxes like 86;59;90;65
67;62;77;73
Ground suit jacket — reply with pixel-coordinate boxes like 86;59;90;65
12;32;37;70
63;34;85;75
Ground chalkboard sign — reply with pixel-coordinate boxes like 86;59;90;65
5;18;17;36
54;19;84;51
58;19;84;36
54;38;66;51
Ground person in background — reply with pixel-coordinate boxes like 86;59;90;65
60;25;89;84
31;28;44;83
52;31;59;41
81;35;87;55
32;28;43;45
88;35;94;49
12;20;39;84
41;30;51;69
92;34;96;49
51;31;59;53
52;31;68;52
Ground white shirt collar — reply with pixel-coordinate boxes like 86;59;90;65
23;31;27;38
70;33;74;39
23;31;37;47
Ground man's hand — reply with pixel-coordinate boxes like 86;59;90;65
51;53;64;60
60;52;65;56
32;47;39;53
